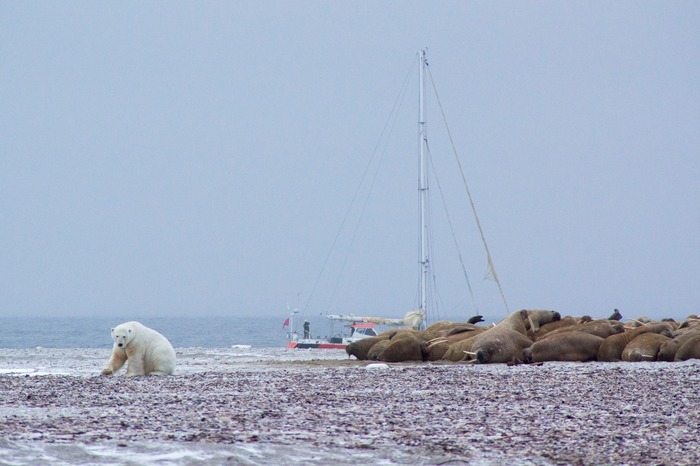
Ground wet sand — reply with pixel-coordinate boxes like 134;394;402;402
1;348;699;465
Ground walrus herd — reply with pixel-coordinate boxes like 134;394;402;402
346;309;700;364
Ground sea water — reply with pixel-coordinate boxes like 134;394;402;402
0;314;349;349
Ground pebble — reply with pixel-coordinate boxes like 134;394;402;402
365;363;390;370
1;349;699;465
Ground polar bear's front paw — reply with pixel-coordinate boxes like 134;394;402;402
101;367;113;376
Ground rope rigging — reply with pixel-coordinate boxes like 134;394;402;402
301;51;510;325
426;66;510;315
302;57;418;317
425;140;480;315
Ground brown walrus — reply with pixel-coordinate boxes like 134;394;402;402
529;316;579;341
678;316;700;330
444;324;485;337
366;339;392;360
377;333;426;362
441;334;481;362
424;325;487;361
539;319;624;340
419;321;462;340
621;332;671;362
674;334;700;361
424;340;452;361
658;328;700;361
627;316;654;327
597;323;674;362
522;309;562;333
452;309;559;363
370;322;484;362
471;328;533;364
346;334;393;360
441;310;532;362
523;331;604;362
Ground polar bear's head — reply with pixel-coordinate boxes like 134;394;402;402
111;324;135;348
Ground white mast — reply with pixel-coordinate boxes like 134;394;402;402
418;49;428;328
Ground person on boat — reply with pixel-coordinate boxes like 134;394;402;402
303;320;310;339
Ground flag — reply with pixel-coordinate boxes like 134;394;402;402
282;317;290;329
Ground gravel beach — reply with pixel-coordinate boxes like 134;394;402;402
1;348;699;465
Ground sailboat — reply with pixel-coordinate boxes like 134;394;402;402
285;307;424;349
286;50;506;349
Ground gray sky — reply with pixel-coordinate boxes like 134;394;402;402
2;2;699;322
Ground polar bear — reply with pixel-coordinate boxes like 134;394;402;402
101;321;176;376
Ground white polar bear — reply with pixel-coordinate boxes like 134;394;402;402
101;321;176;376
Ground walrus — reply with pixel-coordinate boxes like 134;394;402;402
529;316;579;341
621;333;672;362
419;321;482;341
498;309;561;334
441;335;478;361
597;323;674;362
658;328;700;361
424;325;487;361
366;339;392;360
421;321;459;335
523;331;604;362
627;316;654;327
442;310;526;362
539;319;624;340
346;334;393;360
377;333;426;362
424;340;452;361
678;316;700;330
375;325;465;362
444;324;486;338
673;333;700;361
471;328;533;364
453;309;559;363
522;309;562;333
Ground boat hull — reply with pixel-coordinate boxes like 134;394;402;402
287;341;346;350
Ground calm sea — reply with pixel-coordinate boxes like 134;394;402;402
0;316;282;349
0;314;358;349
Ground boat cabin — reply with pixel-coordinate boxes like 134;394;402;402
349;322;378;338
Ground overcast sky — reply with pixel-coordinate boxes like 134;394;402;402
1;2;698;323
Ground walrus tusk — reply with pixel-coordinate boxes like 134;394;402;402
528;315;539;332
427;337;449;344
427;338;449;348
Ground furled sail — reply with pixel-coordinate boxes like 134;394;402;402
326;310;424;330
